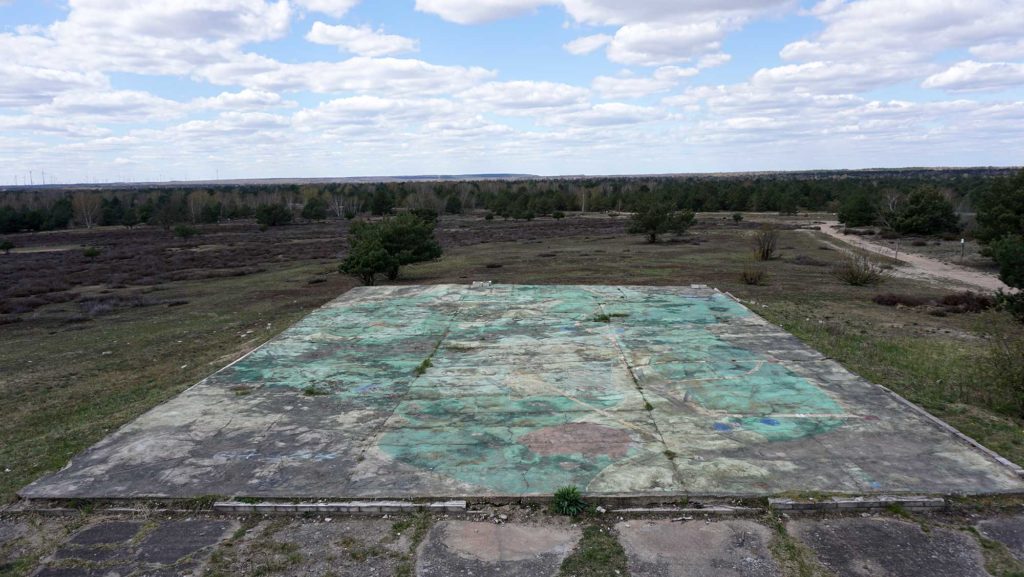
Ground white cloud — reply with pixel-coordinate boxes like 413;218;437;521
923;61;1024;92
970;40;1024;62
593;66;698;99
414;0;555;25
197;54;496;95
0;61;108;107
546;102;666;126
293;0;361;17
606;21;733;66
193;89;292;110
28;90;186;122
459;80;590;113
306;22;419;56
564;34;612;55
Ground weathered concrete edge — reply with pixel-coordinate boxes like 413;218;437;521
769;495;945;512
212;500;468;514
720;288;1024;480
875;384;1024;478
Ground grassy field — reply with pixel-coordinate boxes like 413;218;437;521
1;213;1022;503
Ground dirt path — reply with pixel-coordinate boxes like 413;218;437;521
813;221;1011;293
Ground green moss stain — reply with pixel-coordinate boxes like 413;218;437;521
209;285;847;494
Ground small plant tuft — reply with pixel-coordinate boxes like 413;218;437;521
83;246;101;258
414;357;433;376
753;226;779;261
552;485;587;516
740;264;768;285
833;253;887;286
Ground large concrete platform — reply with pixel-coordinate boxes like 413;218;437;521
20;284;1024;500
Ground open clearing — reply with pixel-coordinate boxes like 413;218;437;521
21;283;1023;499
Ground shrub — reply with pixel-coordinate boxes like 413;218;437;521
833;253;886;286
753;226;779;261
484;212;494;221
255;203;293;227
83;246;101;258
301;196;329;221
340;213;442;284
551;485;586;516
732;212;743;223
990;234;1024;289
838;191;878;227
891;188;960;235
939;291;996;313
627;199;695;243
0;239;13;254
997;291;1024;323
173;224;199;239
740;264;768;285
873;293;928;307
974;169;1024;243
552;211;566;219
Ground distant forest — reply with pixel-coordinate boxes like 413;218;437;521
0;167;1019;234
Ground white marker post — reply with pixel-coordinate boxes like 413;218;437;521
961;238;966;262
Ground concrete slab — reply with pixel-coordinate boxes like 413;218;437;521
212;518;412;577
977;515;1024;561
616;519;780;576
789;517;988;577
416;521;580;577
21;284;1024;499
34;519;234;577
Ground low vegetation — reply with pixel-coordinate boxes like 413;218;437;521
558;525;629;577
552;485;587;516
832;253;887;286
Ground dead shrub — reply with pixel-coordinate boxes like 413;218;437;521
833;253;887;286
753;226;779;261
740;264;768;285
939;291;995;313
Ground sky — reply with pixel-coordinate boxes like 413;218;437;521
1;0;1023;183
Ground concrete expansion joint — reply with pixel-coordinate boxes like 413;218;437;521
768;495;946;512
212;499;467;514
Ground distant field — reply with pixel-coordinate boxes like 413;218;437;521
1;213;1022;503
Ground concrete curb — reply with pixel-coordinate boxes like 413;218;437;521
769;495;945;512
212;500;467;514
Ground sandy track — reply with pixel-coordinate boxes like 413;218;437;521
813;221;1011;293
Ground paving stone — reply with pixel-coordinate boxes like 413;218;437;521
789;517;988;577
417;521;580;577
67;522;142;546
978;515;1024;561
134;519;233;565
616;519;781;577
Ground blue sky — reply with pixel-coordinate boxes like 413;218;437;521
0;0;1022;183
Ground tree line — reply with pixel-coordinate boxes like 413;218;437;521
0;168;1013;234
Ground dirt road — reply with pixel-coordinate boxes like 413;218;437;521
814;221;1011;293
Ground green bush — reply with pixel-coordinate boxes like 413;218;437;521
173;224;199;239
0;239;12;254
838;191;877;227
552;211;565;219
627;200;695;243
255;203;293;227
484;212;494;221
990;234;1024;289
340;214;442;285
301;196;328;221
83;246;101;258
891;188;959;235
974;169;1024;243
732;212;743;223
740;264;768;285
551;485;586;516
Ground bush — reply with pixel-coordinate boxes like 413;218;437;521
740;264;768;285
173;224;199;239
752;226;779;261
974;169;1024;243
83;247;101;258
732;212;743;223
0;239;13;254
255;203;293;227
873;293;928;307
552;211;566;219
627;200;695;243
340;213;442;284
484;212;494;221
990;234;1024;289
301;196;329;221
939;291;996;313
891;188;960;235
838;191;877;227
551;485;586;516
997;291;1024;323
833;253;886;286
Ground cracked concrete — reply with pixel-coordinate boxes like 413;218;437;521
20;284;1024;500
